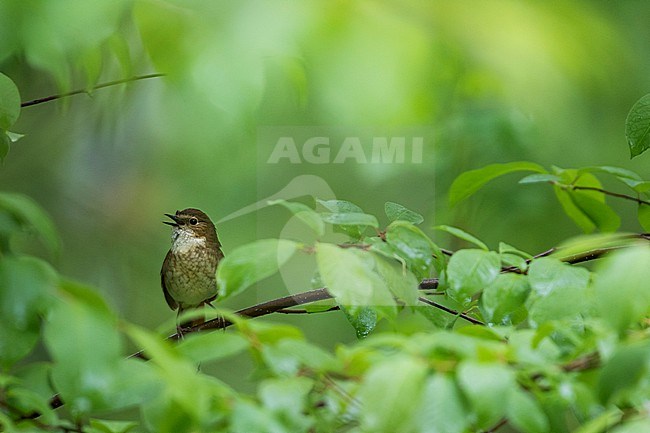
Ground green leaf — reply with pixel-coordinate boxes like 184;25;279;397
384;201;424;224
610;419;650;433
598;342;650;405
320;212;379;228
358;356;427;433
625;93;650;158
317;199;374;239
570;190;620;232
268;199;325;236
638;203;650;231
384;221;435;280
527;257;590;297
340;305;377;339
0;192;60;254
457;361;515;429
317;243;395;310
89;419;139;433
593;246;650;334
317;199;363;213
449;161;546;206
519;173;561;184
415;374;469;433
446;249;501;307
0;256;57;368
0;131;9;162
480;273;530;325
373;255;419;306
216;239;299;300
434;225;488;250
44;291;123;416
176;332;248;363
507;389;550;433
527;257;590;326
0;73;20;129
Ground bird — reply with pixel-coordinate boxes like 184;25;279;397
161;208;224;333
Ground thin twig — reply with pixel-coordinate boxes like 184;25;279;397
562;184;650;206
20;73;165;108
418;297;484;325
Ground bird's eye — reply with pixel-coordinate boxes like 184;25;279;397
189;217;199;225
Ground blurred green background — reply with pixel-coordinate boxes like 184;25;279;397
1;0;650;383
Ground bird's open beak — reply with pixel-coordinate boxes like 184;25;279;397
163;213;181;227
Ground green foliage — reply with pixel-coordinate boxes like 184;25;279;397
625;93;650;158
216;239;299;300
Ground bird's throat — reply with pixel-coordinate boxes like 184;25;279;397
171;229;207;255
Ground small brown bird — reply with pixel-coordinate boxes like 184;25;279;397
161;208;224;331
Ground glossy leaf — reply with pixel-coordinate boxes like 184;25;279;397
446;249;500;307
625;93;650;158
449;161;545;206
384;221;434;280
374;254;419;306
518;173;561;184
217;239;299;300
320;212;379;228
384;201;424;224
0;131;9;162
527;257;590;297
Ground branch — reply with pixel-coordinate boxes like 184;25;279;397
418;296;483;325
558;184;650;206
20;74;165;108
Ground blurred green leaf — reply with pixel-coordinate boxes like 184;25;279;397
268;199;324;236
316;243;395;315
449;161;546;206
358;356;427;433
598;342;650;405
415;374;469;433
384;201;424;224
528;257;589;297
89;419;139;433
0;130;9;162
0;256;57;368
625;93;650;158
0;72;20;129
480;273;530;325
0;192;60;254
611;419;650;433
384;221;435;280
217;239;299;300
434;225;488;250
507;389;550;433
593;246;650;334
447;249;500;307
259;377;313;431
637;203;650;231
176;332;248;363
44;289;122;416
457;361;515;429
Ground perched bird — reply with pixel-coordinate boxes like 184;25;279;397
161;208;224;331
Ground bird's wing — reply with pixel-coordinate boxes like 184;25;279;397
161;250;178;310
